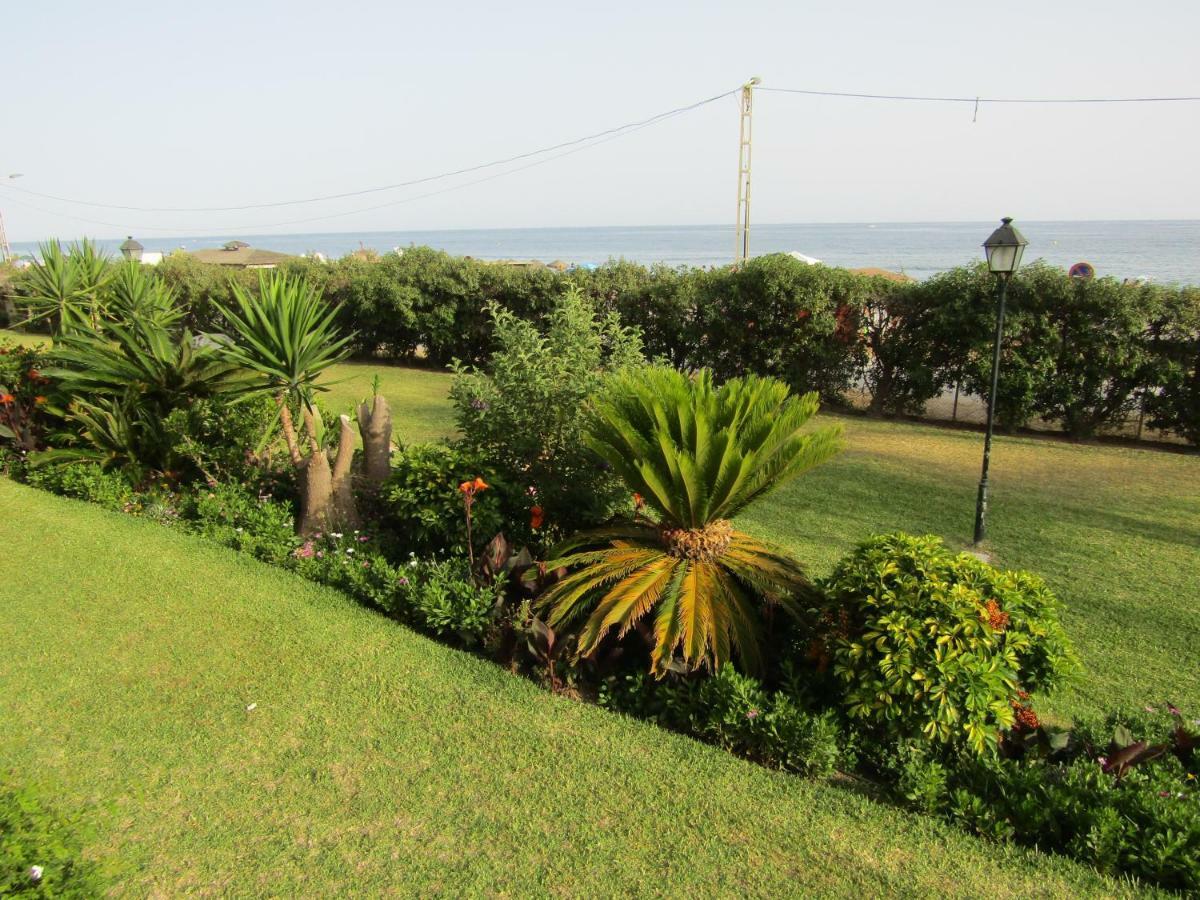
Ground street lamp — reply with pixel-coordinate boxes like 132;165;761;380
973;216;1028;545
119;236;144;262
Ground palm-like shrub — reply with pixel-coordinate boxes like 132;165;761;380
215;271;392;534
41;276;250;475
540;366;841;676
18;239;114;334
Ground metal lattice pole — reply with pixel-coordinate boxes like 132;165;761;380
0;207;10;264
734;77;760;266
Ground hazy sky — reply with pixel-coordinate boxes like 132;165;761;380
3;0;1198;242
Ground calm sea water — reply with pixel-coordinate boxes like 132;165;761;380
13;220;1200;284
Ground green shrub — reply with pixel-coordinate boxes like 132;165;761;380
0;341;56;454
24;461;136;511
393;557;501;645
379;443;504;557
816;532;1078;754
599;667;844;778
180;482;297;564
450;287;644;542
161;395;279;484
0;782;100;897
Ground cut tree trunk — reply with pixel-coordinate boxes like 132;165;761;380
356;394;393;488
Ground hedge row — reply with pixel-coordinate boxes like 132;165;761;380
9;247;1200;444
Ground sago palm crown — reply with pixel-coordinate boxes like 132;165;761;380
540;366;841;676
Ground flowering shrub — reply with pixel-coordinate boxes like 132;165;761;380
379;443;504;557
180;482;297;565
393;556;501;644
815;533;1078;755
0;341;54;454
450;287;644;542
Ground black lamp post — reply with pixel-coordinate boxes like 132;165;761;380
119;236;144;262
974;217;1028;545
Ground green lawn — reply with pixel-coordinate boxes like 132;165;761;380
322;361;1200;722
0;480;1142;896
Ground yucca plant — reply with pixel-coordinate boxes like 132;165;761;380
214;271;391;533
18;239;114;334
40;306;251;476
539;366;841;676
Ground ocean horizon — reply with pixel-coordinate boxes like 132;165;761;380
11;219;1200;284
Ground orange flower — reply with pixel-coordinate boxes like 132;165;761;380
34;395;47;405
0;393;13;405
530;505;545;529
459;476;490;496
983;599;1010;632
632;492;644;509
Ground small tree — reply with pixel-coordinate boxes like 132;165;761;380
216;272;391;534
450;287;644;542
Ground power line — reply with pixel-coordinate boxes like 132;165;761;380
4;87;739;214
760;86;1200;103
0;93;727;236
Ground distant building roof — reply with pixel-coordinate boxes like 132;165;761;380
119;236;144;254
190;243;294;268
849;267;915;283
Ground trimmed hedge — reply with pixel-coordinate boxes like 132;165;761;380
11;248;1200;444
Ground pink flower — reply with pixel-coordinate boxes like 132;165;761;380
746;709;759;720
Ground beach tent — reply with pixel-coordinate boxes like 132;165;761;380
787;251;822;265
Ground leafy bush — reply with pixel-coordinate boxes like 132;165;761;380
600;666;844;778
393;556;501;644
379;443;504;557
160;395;279;484
816;533;1078;754
0;341;57;456
0;783;100;897
1146;285;1200;446
23;461;137;511
451;287;644;542
180;482;297;564
541;365;840;676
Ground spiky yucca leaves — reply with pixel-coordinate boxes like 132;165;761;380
43;312;251;475
19;239;114;334
540;366;841;676
215;272;353;405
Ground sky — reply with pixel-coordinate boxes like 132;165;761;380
2;0;1198;242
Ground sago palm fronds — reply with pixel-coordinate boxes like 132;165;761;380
540;366;841;676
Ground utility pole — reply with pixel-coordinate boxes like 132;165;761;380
0;174;23;264
0;207;10;264
734;77;760;267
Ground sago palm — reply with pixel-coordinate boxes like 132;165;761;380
540;366;841;676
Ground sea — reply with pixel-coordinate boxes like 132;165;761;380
11;220;1200;285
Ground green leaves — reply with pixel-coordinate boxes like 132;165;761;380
819;532;1080;756
586;366;842;528
214;271;353;403
540;366;832;676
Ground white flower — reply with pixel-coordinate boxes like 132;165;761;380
29;866;43;882
235;527;244;533
332;532;343;539
346;548;355;555
409;559;419;568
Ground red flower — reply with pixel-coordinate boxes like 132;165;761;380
530;505;545;529
632;492;644;510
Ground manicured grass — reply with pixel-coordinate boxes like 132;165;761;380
0;480;1140;896
0;326;49;348
319;361;456;445
312;362;1200;722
